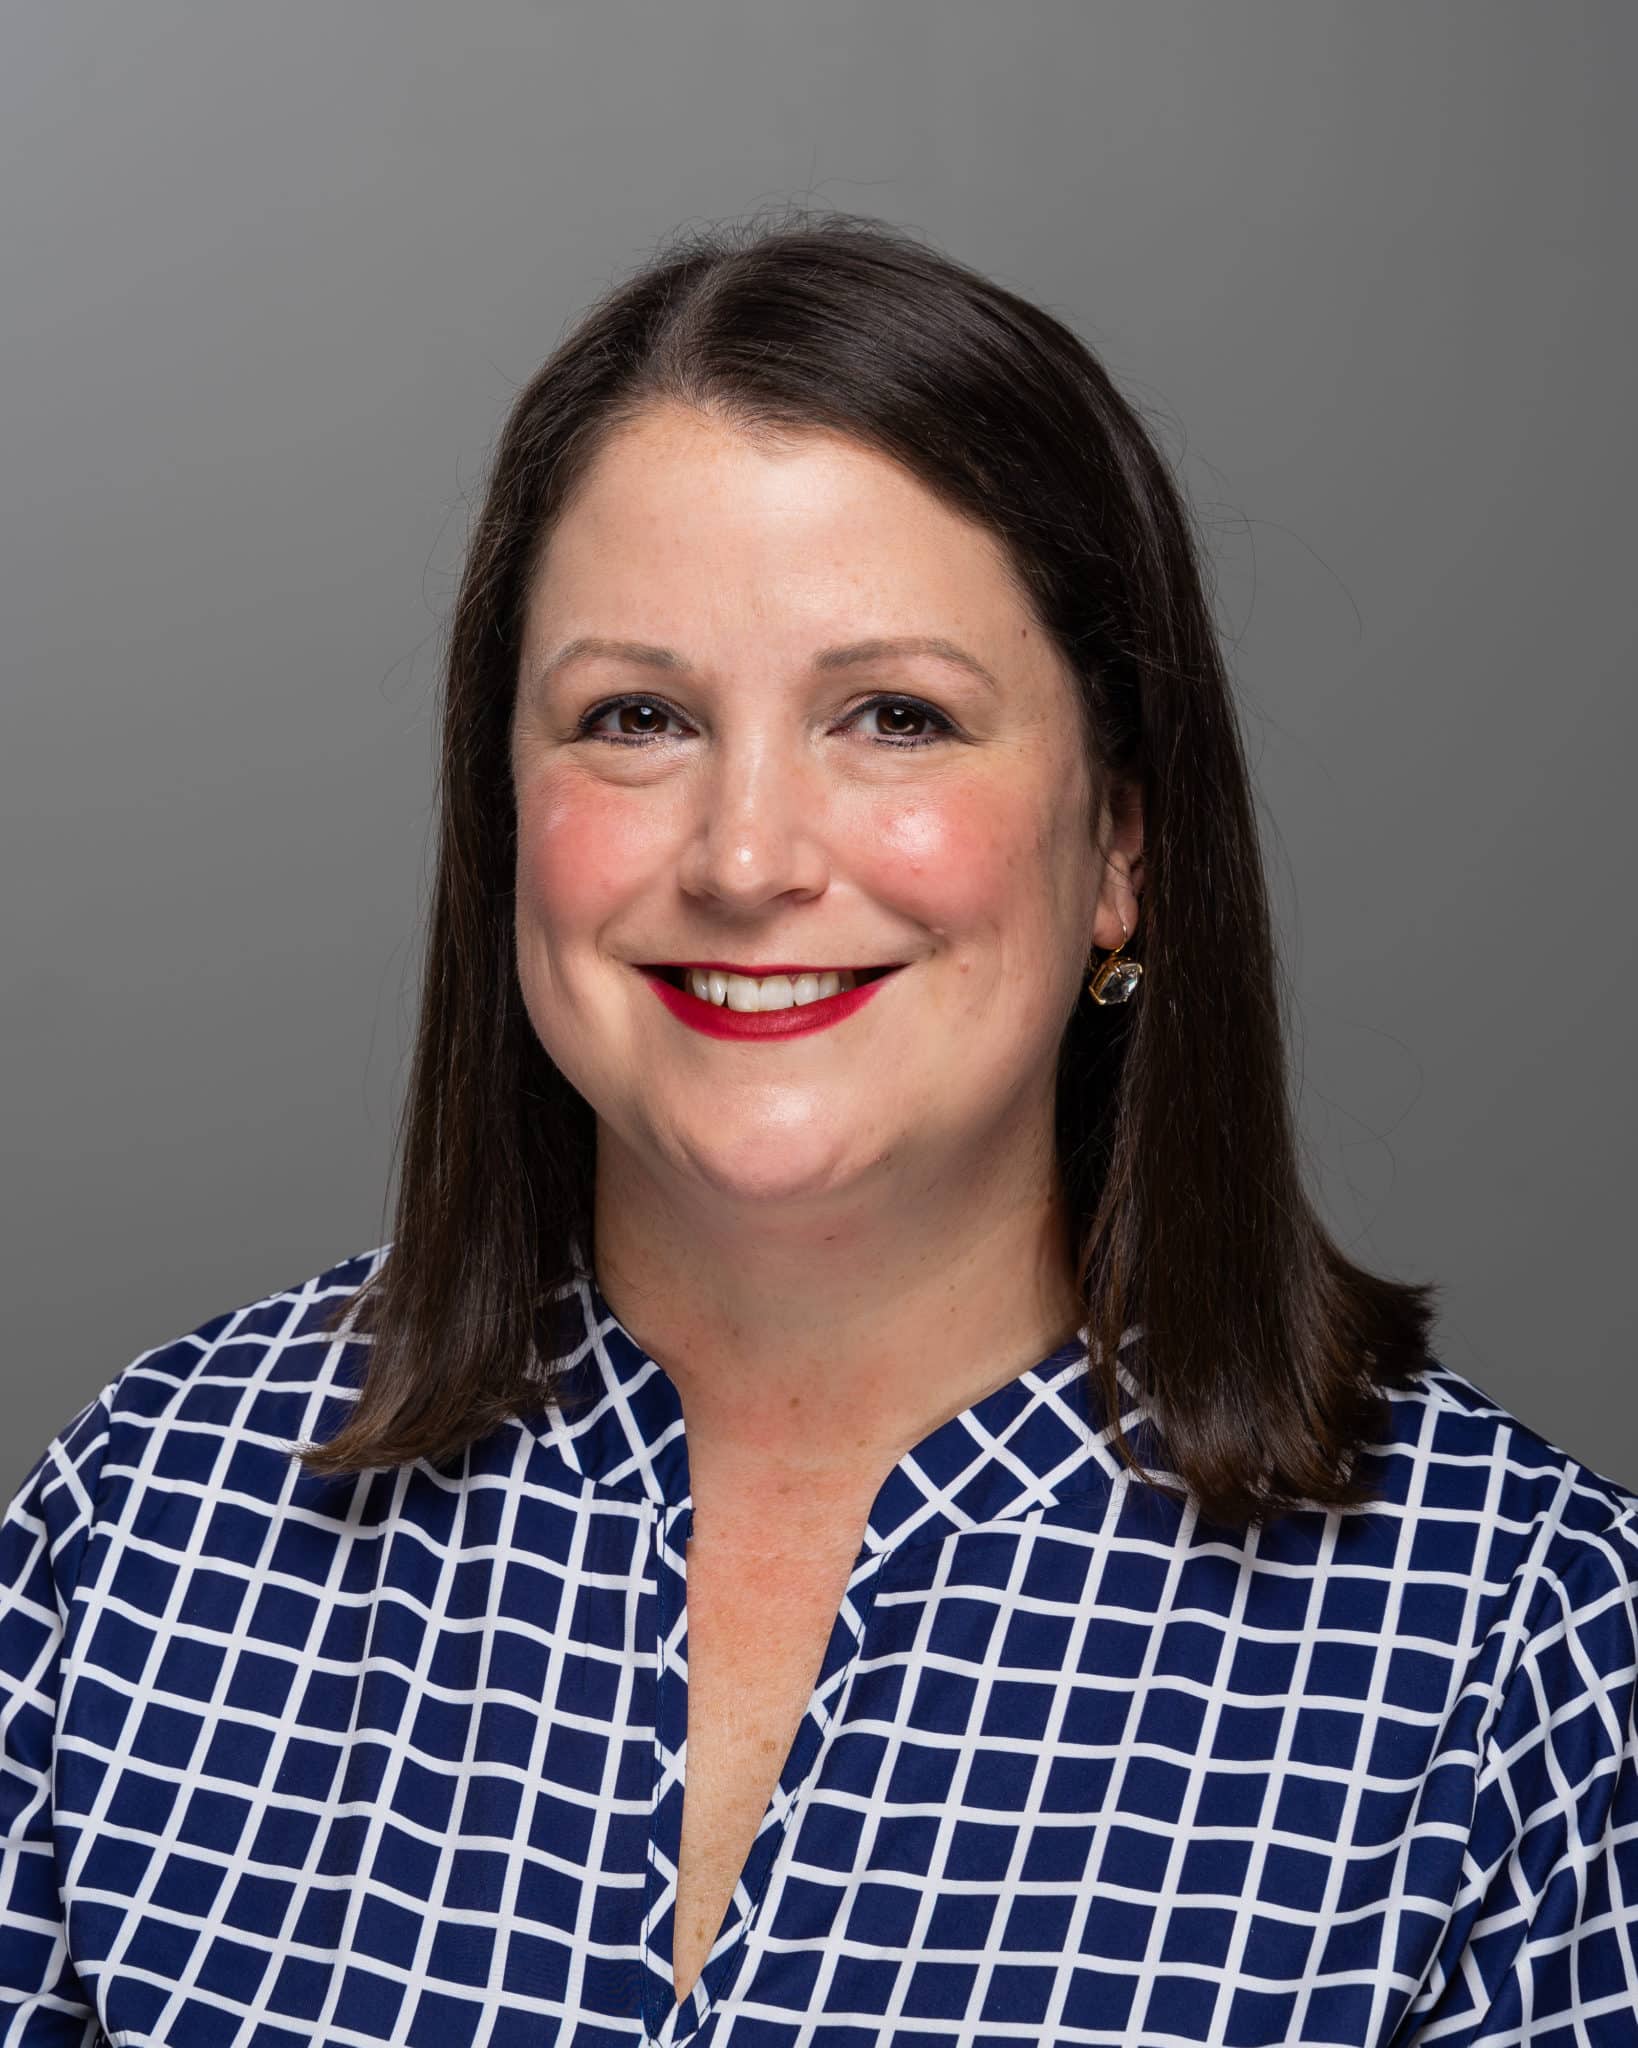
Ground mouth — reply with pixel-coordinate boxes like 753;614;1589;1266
640;963;903;991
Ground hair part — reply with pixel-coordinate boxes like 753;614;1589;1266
296;204;1438;1529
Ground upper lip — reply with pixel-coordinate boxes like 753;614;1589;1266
642;961;905;975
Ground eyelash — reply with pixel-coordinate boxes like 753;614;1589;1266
572;692;957;751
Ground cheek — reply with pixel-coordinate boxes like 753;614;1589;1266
871;788;1037;928
515;775;667;930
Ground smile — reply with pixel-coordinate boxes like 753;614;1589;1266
644;962;898;997
637;963;905;1040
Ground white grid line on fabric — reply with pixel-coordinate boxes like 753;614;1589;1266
872;1511;1054;2038
562;1489;654;2032
862;1362;1101;1552
66;1282;315;2021
1397;1508;1638;2042
8;1244;1638;2046
884;1515;1072;2039
295;1343;516;2045
646;1508;690;1848
177;1415;384;2048
636;1500;679;2017
209;1449;438;2048
150;1283;372;2045
1359;1398;1514;2045
1121;1486;1268;2031
776;1494;973;2048
0;1394;114;2019
585;1311;686;1505
1287;1382;1443;2043
415;1422;543;2028
1070;1485;1311;2046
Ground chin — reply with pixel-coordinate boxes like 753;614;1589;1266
670;1125;874;1207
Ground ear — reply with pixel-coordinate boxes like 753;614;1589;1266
1092;778;1145;952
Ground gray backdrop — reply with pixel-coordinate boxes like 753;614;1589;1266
4;1;1633;1503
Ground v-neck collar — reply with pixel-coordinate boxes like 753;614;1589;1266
531;1266;1150;1551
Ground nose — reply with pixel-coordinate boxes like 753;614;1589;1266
672;732;831;914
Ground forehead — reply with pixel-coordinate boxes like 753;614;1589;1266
526;404;1039;642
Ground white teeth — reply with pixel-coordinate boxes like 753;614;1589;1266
686;968;852;1008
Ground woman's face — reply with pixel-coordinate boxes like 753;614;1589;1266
510;403;1135;1221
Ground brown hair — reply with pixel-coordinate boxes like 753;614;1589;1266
296;206;1438;1529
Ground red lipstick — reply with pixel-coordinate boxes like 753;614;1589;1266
639;967;902;1040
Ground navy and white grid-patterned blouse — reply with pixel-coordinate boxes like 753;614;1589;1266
4;1242;1638;2047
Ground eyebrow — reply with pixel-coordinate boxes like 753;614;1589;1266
535;633;1001;693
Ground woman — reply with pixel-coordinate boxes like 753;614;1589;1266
4;210;1635;2046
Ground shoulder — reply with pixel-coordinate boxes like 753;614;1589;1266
2;1244;390;1598
96;1240;389;1438
1387;1354;1638;1545
1371;1354;1638;1686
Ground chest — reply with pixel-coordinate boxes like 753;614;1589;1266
58;1477;1467;2048
669;1521;867;2001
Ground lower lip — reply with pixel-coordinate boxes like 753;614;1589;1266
640;968;902;1040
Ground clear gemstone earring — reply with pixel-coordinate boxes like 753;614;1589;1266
1087;909;1143;1006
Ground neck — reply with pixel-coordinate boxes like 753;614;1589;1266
589;1117;1086;1514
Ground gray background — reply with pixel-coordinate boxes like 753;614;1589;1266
4;1;1633;1503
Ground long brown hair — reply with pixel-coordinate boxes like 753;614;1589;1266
296;206;1438;1529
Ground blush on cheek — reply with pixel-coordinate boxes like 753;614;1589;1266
873;791;1013;925
515;779;667;928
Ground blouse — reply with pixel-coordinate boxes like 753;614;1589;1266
2;1241;1637;2047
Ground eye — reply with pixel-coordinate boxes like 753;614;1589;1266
848;695;957;748
574;696;684;746
573;692;958;750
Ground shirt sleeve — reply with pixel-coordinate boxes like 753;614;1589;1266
1399;1508;1638;2045
0;1394;114;2047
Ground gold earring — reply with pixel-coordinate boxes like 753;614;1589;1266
1087;909;1143;1005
